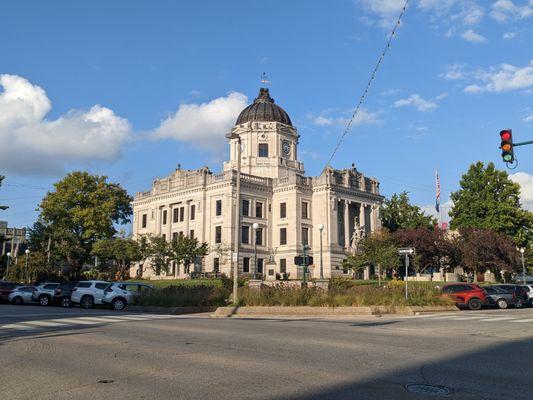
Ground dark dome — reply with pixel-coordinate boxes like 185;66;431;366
235;88;292;126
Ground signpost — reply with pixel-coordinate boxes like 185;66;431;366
399;248;415;301
295;246;313;285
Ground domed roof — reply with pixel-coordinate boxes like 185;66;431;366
235;88;292;126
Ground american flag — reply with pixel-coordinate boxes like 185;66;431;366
435;171;441;213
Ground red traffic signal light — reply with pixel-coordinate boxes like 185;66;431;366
500;129;514;163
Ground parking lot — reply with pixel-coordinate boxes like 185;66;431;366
1;304;533;400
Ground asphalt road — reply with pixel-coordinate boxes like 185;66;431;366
1;305;532;400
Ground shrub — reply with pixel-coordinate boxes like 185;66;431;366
136;284;230;307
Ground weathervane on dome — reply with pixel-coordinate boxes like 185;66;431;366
261;72;270;87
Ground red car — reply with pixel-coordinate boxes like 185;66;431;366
442;283;488;310
0;280;20;303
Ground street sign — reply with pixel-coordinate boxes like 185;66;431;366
294;256;314;266
232;252;238;262
398;248;414;255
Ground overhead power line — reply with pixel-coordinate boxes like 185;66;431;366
324;0;409;169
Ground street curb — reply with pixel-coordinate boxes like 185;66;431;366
128;306;217;315
211;305;458;318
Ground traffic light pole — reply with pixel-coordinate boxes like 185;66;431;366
513;140;533;147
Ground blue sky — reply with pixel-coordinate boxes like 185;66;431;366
1;0;533;229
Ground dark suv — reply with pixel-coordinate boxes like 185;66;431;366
442;283;489;310
53;282;78;307
0;280;20;303
492;285;529;308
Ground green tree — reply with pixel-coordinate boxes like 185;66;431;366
169;234;209;275
381;192;436;232
92;236;142;280
450;162;533;246
343;230;400;277
37;171;132;277
148;235;172;275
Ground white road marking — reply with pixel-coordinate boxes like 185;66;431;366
1;323;37;330
22;320;68;327
509;318;533;323
478;316;518;322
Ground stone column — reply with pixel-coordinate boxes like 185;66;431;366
344;200;350;249
359;203;366;233
167;205;173;240
155;206;162;236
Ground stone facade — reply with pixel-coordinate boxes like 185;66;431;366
132;88;383;280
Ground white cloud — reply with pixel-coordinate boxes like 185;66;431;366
420;199;453;223
461;29;487;43
463;60;533;93
490;0;533;22
461;5;484;25
503;31;517;39
357;0;406;28
393;94;438;112
152;92;248;151
509;172;533;211
0;74;131;175
524;112;533;122
310;108;381;127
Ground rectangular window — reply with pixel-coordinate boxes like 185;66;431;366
141;214;147;228
179;207;185;222
189;230;194;239
241;225;250;244
257;258;264;273
213;258;220;273
255;228;263;246
171;261;176;276
302;227;309;246
256;202;263;218
243;257;250;273
258;143;269;157
242;199;250;216
280;202;286;218
190;204;196;220
172;232;178;242
215;200;222;216
173;208;179;223
162;234;166;242
280;228;287;245
162;210;167;225
302;201;308;219
280;259;287;273
215;226;222;244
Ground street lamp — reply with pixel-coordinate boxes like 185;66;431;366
520;248;526;284
5;251;11;278
25;249;30;283
225;131;242;304
318;224;324;280
253;223;259;278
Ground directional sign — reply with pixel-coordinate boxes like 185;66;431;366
398;248;415;255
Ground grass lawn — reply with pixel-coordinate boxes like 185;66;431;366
129;278;224;288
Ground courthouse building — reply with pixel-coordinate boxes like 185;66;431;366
132;87;383;279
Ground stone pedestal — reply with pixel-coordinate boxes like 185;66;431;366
248;279;263;290
314;279;329;291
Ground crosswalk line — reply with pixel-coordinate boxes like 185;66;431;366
443;316;490;321
1;323;37;330
22;320;69;327
478;316;518;322
509;318;533;323
73;316;133;323
48;318;103;325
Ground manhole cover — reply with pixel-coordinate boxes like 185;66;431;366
405;384;450;396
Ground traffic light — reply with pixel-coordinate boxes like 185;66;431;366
500;129;514;163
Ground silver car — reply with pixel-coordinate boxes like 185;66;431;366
31;283;60;306
9;286;36;305
71;281;110;309
102;282;153;311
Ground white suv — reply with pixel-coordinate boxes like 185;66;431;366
102;282;153;311
71;281;110;309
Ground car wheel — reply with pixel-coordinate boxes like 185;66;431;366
515;299;524;308
468;298;482;311
80;295;94;309
112;298;127;311
39;295;50;306
12;296;23;305
496;299;508;309
61;297;71;308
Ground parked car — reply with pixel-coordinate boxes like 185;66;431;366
492;284;529;308
52;281;78;307
71;281;110;309
32;283;60;306
441;283;488;310
523;285;533;306
483;286;517;309
8;286;36;305
0;280;20;303
102;282;153;311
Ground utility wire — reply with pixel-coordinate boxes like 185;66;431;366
324;0;409;169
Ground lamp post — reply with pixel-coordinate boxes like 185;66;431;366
253;222;259;278
5;251;11;278
24;249;30;283
318;224;324;280
520;248;526;284
225;131;242;304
